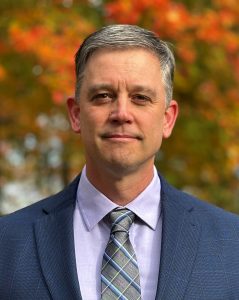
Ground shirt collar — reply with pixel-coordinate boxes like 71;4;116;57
76;166;161;231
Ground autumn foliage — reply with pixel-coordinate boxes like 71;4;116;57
0;0;238;213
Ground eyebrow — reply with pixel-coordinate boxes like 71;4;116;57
87;84;114;97
87;83;157;98
130;85;157;98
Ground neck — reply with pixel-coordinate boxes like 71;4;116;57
85;164;154;206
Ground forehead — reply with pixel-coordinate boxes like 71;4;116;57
84;48;162;77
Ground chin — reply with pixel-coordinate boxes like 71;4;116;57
103;156;145;176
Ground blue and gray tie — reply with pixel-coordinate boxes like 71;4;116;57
101;208;141;300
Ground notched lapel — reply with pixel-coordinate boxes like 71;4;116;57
156;183;201;300
34;204;82;300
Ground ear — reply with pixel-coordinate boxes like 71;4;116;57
66;97;81;133
163;100;179;139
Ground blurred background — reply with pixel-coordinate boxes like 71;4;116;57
0;0;239;215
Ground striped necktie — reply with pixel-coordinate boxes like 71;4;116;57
101;208;141;300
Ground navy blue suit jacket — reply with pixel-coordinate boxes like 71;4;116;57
1;174;239;299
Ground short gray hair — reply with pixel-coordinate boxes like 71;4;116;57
75;24;175;106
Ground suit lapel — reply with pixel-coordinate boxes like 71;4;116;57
34;177;82;300
156;178;201;300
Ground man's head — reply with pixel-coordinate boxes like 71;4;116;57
74;24;175;107
68;25;178;185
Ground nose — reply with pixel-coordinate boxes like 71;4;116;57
108;96;133;124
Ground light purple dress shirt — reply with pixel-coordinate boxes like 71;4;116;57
73;166;162;300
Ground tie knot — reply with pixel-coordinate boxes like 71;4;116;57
109;208;135;234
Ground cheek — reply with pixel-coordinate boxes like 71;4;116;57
147;121;165;148
79;111;104;136
145;112;164;134
152;127;164;145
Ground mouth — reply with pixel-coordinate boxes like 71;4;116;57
101;133;143;142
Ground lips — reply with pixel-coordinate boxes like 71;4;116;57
101;132;143;140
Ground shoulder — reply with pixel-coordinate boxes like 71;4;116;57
0;174;80;235
160;174;239;233
0;175;80;285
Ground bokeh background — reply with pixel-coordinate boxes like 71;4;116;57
0;0;239;215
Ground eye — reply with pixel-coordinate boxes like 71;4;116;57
91;93;114;104
131;94;152;105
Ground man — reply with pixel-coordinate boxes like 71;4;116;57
0;25;239;300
